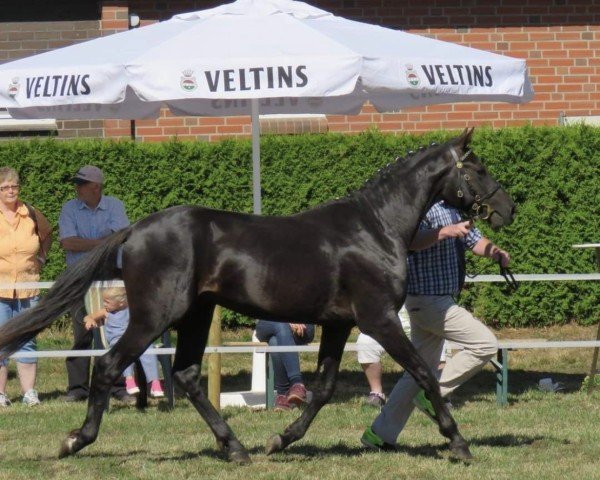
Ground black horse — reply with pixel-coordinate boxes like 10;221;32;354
0;128;514;463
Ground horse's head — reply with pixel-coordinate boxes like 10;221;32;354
439;128;515;230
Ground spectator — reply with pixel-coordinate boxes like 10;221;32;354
255;321;315;411
361;200;509;450
84;287;164;398
358;310;449;409
59;165;133;403
0;167;53;407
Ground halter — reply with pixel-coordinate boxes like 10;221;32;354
449;147;501;221
449;148;518;292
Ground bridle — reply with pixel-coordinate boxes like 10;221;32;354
450;148;518;291
449;147;501;221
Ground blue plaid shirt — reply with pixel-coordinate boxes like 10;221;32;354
59;195;129;266
407;201;482;295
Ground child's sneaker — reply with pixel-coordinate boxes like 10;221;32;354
22;389;41;407
149;380;164;398
125;376;140;395
0;392;11;407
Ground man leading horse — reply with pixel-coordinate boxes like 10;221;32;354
0;128;515;463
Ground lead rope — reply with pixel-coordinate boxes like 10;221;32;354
465;259;519;292
498;259;519;291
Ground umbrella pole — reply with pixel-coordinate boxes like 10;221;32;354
251;98;261;215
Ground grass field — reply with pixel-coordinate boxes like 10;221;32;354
1;325;599;480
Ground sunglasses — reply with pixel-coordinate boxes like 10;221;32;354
0;184;20;192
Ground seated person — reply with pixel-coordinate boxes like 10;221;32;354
84;287;164;398
255;320;315;411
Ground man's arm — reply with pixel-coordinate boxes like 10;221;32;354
409;221;473;251
471;237;510;267
59;236;106;252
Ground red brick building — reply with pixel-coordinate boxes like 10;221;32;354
1;0;599;141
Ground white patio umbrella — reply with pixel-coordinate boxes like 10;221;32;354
0;0;533;214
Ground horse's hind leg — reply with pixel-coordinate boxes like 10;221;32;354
363;311;472;461
172;303;250;464
267;323;352;455
58;320;164;458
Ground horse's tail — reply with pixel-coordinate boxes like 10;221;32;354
0;226;133;361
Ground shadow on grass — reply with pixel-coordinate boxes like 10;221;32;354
31;434;567;464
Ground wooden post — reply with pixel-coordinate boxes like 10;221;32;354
207;305;222;411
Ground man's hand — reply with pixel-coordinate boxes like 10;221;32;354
440;220;472;240
491;248;510;268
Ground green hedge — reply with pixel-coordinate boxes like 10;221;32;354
1;125;598;328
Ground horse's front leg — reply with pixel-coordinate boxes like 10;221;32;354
267;323;352;455
172;307;251;464
58;327;159;458
363;311;472;461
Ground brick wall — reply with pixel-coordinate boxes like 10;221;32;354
1;1;599;140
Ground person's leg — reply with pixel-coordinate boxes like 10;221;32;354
105;327;137;399
370;295;446;445
0;299;12;397
16;362;36;393
255;321;293;395
274;323;304;388
65;302;92;399
362;362;384;394
0;364;7;394
437;304;498;397
9;297;41;404
356;333;386;405
138;350;159;383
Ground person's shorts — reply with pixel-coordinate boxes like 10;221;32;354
0;296;39;365
356;332;386;364
356;307;411;364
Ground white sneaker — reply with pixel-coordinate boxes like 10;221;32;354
0;392;11;407
22;389;41;406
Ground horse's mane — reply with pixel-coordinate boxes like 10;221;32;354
314;135;455;211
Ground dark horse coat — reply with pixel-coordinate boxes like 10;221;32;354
0;128;515;462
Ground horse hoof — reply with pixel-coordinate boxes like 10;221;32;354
58;431;80;459
449;438;473;463
266;434;284;455
229;450;252;464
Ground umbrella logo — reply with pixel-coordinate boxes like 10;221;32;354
8;77;19;97
180;70;198;92
405;65;421;88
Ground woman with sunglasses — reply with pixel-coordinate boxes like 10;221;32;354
0;167;53;407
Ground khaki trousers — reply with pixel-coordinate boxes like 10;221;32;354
372;294;498;444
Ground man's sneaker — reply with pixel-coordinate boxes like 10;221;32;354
413;390;437;422
286;383;309;407
363;392;386;408
0;392;11;407
149;380;165;398
22;389;41;407
273;394;292;412
125;376;140;395
360;426;396;451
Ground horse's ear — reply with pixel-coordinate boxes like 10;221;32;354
458;127;475;149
